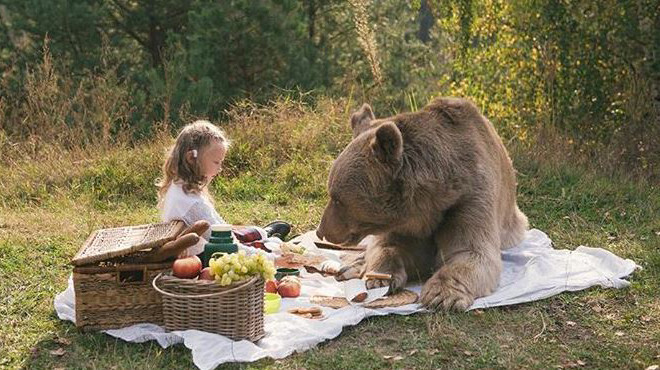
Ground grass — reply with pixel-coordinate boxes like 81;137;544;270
1;98;659;369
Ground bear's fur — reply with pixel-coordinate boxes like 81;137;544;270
316;97;528;311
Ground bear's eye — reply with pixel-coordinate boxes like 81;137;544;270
332;197;342;206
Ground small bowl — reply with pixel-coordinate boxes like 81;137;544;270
275;268;300;281
264;292;281;314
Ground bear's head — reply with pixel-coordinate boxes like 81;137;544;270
316;104;404;244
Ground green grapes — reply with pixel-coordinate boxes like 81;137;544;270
208;251;276;286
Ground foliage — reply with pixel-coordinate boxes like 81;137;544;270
0;0;658;179
430;0;659;179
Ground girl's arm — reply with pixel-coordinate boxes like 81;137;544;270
181;201;277;261
179;202;225;256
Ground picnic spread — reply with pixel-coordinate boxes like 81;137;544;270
55;223;638;370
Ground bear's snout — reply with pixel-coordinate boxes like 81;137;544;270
316;208;348;244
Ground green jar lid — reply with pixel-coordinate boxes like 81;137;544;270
210;236;233;244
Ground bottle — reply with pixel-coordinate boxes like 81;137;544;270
202;224;238;267
232;226;266;243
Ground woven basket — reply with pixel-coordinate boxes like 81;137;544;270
153;273;266;342
74;262;172;330
71;221;185;266
71;221;184;330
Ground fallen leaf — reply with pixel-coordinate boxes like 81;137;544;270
50;348;66;357
473;309;484;316
409;349;418;356
393;356;404;361
577;360;586;366
590;305;603;313
464;350;473;356
56;337;71;346
427;349;440;355
645;365;659;370
383;355;393;360
641;316;652;322
566;321;577;327
615;331;625;337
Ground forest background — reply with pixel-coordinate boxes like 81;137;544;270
1;0;658;180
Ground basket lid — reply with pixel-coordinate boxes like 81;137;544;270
71;220;185;266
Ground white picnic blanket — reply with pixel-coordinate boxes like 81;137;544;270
54;229;638;370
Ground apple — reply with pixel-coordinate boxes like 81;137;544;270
172;255;202;279
277;276;301;298
199;267;215;281
265;280;278;293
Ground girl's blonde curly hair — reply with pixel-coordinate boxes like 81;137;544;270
157;120;230;207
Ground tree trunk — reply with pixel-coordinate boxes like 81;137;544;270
417;0;434;43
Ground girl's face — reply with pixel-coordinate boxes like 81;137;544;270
198;139;226;181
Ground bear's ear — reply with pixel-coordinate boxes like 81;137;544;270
350;103;375;138
370;122;403;166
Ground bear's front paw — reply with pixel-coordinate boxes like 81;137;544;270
365;270;406;293
335;262;365;281
420;273;474;311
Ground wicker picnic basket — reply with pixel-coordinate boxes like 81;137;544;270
152;272;266;342
71;220;185;330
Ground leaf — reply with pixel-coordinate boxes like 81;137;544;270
614;331;625;336
464;350;473;356
50;348;66;357
577;360;586;366
408;349;418;356
566;321;577;327
645;366;659;370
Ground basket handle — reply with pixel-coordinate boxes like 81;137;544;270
152;272;260;299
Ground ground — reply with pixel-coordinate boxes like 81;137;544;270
1;110;658;369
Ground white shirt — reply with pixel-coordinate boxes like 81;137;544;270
160;182;272;259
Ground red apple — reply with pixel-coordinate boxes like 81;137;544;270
277;276;301;298
172;255;202;279
199;267;215;281
265;280;278;293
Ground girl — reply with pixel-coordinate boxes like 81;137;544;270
157;120;292;264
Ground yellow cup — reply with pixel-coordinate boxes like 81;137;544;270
264;292;281;314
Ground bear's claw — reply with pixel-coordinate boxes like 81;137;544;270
420;273;474;311
335;263;364;281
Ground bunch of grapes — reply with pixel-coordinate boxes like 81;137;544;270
208;251;276;286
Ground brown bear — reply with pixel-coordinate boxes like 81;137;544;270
316;97;528;311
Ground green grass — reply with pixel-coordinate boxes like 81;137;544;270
1;99;659;369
